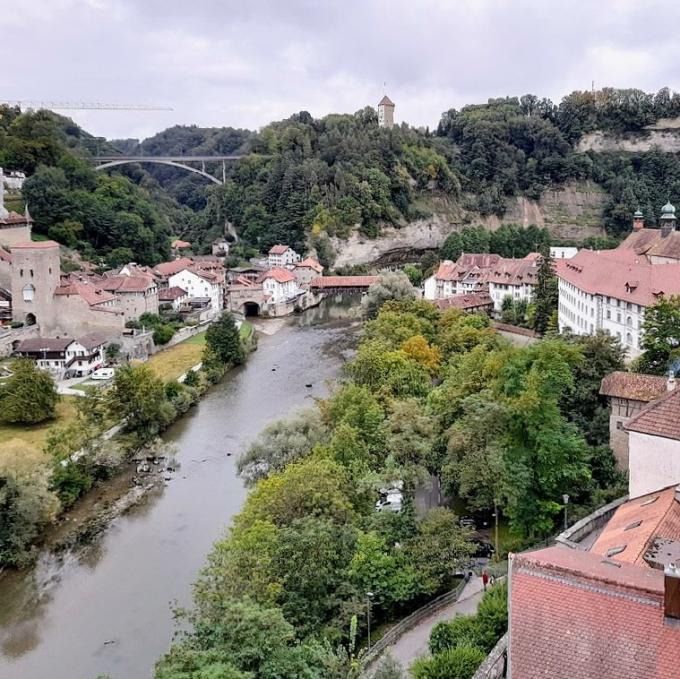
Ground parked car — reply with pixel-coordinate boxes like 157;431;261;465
91;367;115;380
472;540;495;559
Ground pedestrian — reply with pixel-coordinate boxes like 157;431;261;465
489;574;496;587
482;570;489;591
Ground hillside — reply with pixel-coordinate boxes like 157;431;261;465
5;88;680;268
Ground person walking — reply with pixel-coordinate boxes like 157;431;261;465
482;570;489;591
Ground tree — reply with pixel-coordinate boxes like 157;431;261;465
0;359;58;424
403;264;423;287
0;440;59;567
637;296;680;374
381;398;436;474
205;313;245;366
362;272;417;318
532;254;558;335
153;324;175;345
106;364;174;442
411;646;485;679
372;656;405;679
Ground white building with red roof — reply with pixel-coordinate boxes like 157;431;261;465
95;274;159;321
168;266;223;315
267;244;300;268
258;267;300;304
293;257;324;286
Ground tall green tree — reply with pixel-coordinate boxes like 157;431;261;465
532;254;558;335
205;313;245;366
0;359;58;424
637;296;680;374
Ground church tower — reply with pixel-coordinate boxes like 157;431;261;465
378;95;395;129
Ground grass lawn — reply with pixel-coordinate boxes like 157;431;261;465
145;331;207;381
0;397;79;451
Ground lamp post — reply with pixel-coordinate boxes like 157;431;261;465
366;591;374;652
562;493;570;531
493;497;500;562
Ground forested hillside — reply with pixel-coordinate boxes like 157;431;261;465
4;88;680;267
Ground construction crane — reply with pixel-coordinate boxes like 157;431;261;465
1;101;173;112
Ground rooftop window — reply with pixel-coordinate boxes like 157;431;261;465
606;545;627;557
624;520;642;531
640;496;659;506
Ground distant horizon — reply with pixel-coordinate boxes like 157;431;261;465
4;0;680;141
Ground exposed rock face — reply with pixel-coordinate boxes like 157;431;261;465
577;129;680;153
332;181;606;267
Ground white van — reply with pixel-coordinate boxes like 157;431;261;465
91;367;114;380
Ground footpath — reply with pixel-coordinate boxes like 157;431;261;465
372;576;486;674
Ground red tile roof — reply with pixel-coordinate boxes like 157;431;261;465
171;239;191;249
599;371;668;401
158;286;188;301
590;486;680;566
259;267;296;284
77;331;111;350
487;253;541;286
0;211;31;226
379;95;395;107
0;247;11;263
15;337;73;353
625;388;680;440
510;545;680;679
310;275;379;288
96;275;155;293
11;240;59;250
54;281;117;306
433;292;493;310
619;227;680;261
296;257;324;273
555;248;680;306
268;244;290;255
153;257;194;277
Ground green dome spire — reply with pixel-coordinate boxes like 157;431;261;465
661;201;676;220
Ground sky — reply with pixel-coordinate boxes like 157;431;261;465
3;0;680;141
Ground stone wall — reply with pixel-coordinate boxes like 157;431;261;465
0;325;39;357
472;633;507;679
577;129;680;153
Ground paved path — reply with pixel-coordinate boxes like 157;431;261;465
375;577;486;675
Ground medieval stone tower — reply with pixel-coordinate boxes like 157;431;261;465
378;95;395;128
11;241;61;329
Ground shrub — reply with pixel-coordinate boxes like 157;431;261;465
475;581;508;652
411;645;485;679
153;324;175;345
429;615;481;655
0;359;58;424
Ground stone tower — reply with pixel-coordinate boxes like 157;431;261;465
378;95;395;128
660;201;677;237
11;241;61;329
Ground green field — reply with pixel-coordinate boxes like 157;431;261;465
145;332;207;381
0;397;78;451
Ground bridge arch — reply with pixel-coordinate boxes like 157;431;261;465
242;301;261;317
94;159;223;184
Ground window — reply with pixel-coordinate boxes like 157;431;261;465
627;316;632;327
606;545;627;557
616;421;624;430
617;312;621;323
22;284;35;302
606;310;611;320
626;332;632;345
30;269;33;277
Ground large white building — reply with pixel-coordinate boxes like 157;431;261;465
267;244;300;268
259;268;300;304
169;267;223;315
556;205;680;357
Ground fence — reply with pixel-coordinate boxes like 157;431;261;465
472;633;508;679
361;579;467;670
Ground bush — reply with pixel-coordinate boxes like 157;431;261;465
153;324;175;345
0;359;58;424
475;581;508;652
411;645;485;679
429;615;481;655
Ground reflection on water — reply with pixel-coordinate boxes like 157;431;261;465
0;298;359;679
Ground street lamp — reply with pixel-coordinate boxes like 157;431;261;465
366;592;374;652
493;498;500;563
562;493;570;531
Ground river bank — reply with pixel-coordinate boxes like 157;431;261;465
0;300;359;679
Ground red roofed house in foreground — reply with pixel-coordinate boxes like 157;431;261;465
556;202;680;358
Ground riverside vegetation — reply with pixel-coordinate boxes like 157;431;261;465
0;313;248;569
152;274;626;679
5;87;680;269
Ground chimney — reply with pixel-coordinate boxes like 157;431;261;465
665;563;680;620
668;371;677;392
633;209;644;231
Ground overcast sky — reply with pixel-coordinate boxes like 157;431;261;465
3;0;680;141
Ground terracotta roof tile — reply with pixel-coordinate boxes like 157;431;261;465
258;267;296;284
296;257;324;273
379;95;395;106
76;331;111;350
54;281;117;306
599;371;668;401
310;275;379;288
625;388;680;440
11;240;59;250
171;239;191;249
15;337;73;353
268;244;290;255
620;228;680;260
96;275;155;293
158;286;188;301
433;292;493;310
153;257;194;277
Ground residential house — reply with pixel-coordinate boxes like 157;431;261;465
268;244;300;268
158;286;189;312
258;268;300;304
423;254;501;300
550;246;578;259
599;371;669;469
487;253;541;312
169;267;223;314
212;238;230;257
95;274;159;321
293;257;324;286
432;292;494;314
14;332;108;377
170;239;192;258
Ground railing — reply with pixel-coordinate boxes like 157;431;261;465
472;633;508;679
555;494;628;549
361;580;467;670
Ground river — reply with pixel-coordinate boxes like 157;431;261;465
0;301;359;679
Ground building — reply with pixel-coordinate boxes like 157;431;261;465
267;244;300;268
259;267;300;304
14;332;109;378
212;238;230;258
625;386;680;499
11;241;125;336
550;246;578;259
293;257;324;286
423;254;502;300
378;95;395;129
432;291;494;314
599;371;669;469
3;170;26;191
0;167;32;248
158;286;189;312
168;267;223;314
170;239;192;258
95;274;159;321
556;204;680;357
487;253;541;311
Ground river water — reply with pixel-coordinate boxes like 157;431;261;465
0;301;359;679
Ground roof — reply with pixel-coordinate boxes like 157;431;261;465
0;211;31;226
295;257;324;273
15;337;73;353
268;244;291;255
96;275;155;293
11;240;59;250
487;253;542;286
0;248;11;263
158;286;188;301
555;248;680;306
310;275;379;288
76;331;111;350
510;545;680;679
54;281;117;306
258;267;296;284
153;257;194;277
433;292;493;310
599;371;668;402
171;239;191;249
625;387;680;440
378;95;395;107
